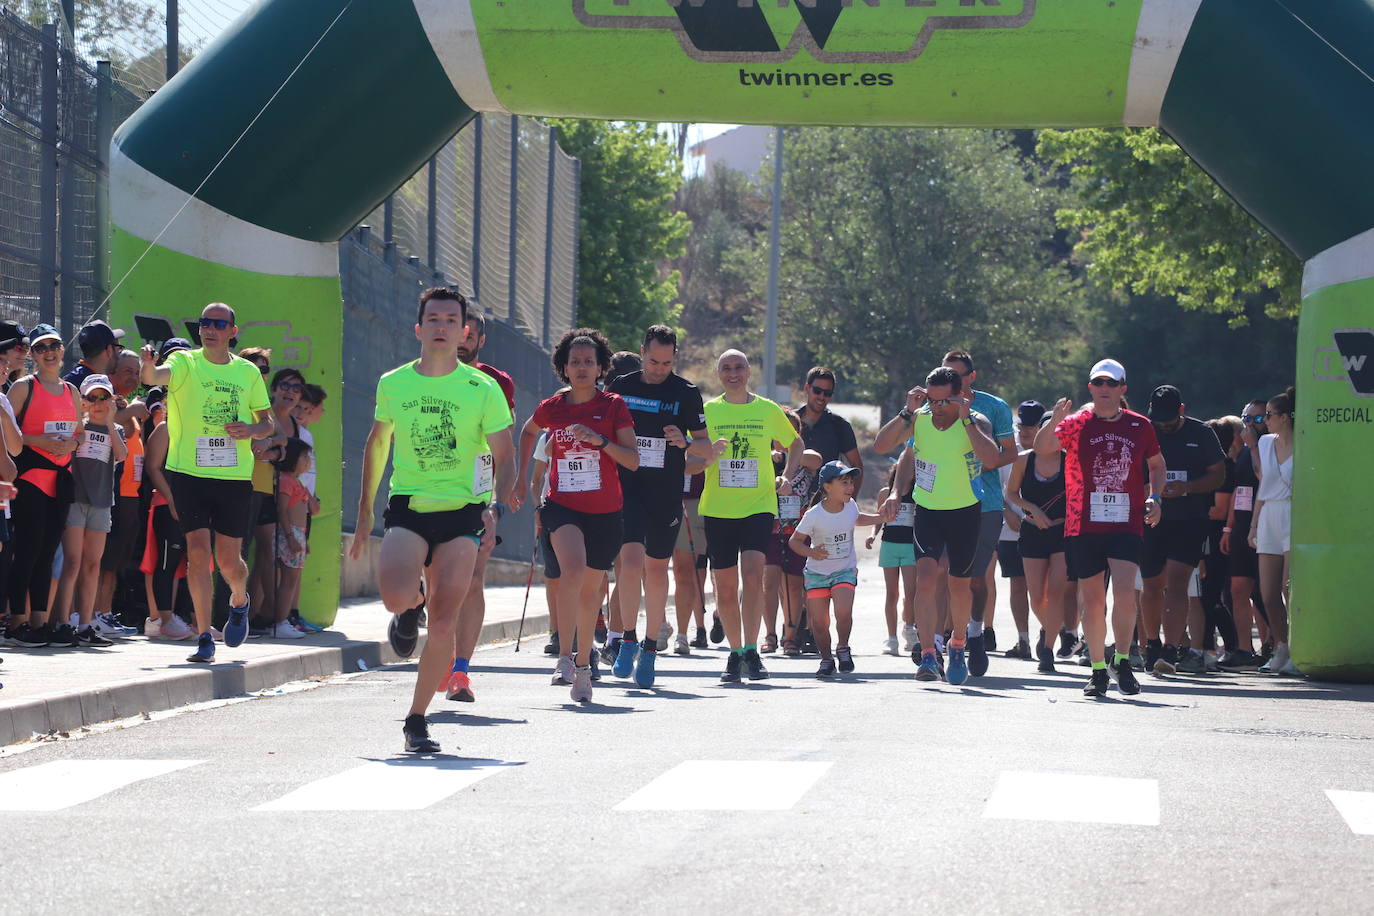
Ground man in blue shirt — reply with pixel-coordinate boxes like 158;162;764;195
943;349;1016;676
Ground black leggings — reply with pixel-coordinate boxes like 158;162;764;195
150;503;186;610
1199;527;1238;651
8;480;67;620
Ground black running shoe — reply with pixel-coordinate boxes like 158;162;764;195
1036;644;1057;673
816;659;837;678
744;648;769;681
47;623;79;648
600;637;621;668
836;645;854;674
1057;629;1077;658
966;633;989;677
594;610;608;644
543;631;560;656
403;714;440;753
1004;640;1032;660
1083;668;1109;697
588;644;601;682
709;614;725;645
1144;641;1162;670
388;604;423;658
691;628;708;649
1153;644;1177;676
983;627;997;652
721;651;743;683
1111;658;1141;695
9;623;50;648
77;626;113;648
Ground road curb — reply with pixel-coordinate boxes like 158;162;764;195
0;612;550;748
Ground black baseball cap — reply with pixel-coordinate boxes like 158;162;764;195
1017;400;1046;427
158;337;193;361
77;319;125;352
1148;385;1183;422
0;321;28;350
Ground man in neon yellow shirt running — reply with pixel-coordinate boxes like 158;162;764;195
881;366;1001;686
349;287;515;754
699;349;803;684
140;302;273;664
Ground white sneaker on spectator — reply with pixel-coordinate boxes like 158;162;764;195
1259;642;1290;674
160;616;194;640
144;617;162;638
882;636;899;656
271;620;306;639
1278;655;1303;677
901;624;919;653
90;612;134;637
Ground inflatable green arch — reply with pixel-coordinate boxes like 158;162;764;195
109;0;1374;681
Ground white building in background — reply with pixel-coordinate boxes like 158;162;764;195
687;125;771;180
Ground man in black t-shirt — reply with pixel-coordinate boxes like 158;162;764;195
1139;385;1226;676
607;325;708;687
797;366;863;479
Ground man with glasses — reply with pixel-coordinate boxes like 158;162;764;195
140;303;274;663
1035;358;1164;697
798;367;863;479
880;366;1002;685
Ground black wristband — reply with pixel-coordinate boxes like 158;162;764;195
595;434;610;450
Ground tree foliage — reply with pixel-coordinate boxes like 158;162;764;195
775;127;1085;416
549;120;689;351
1037;128;1301;323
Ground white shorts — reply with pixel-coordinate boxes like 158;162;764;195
1256;499;1291;555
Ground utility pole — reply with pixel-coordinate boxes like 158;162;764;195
764;125;783;402
166;0;179;82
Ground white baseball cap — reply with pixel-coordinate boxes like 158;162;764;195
1088;358;1126;382
79;374;115;397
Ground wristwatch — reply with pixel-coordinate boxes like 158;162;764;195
898;407;914;422
595;434;610;450
961;417;973;427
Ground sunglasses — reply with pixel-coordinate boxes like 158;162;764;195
256;364;270;375
1243;414;1264;424
198;317;232;330
276;382;303;392
31;341;62;354
1089;377;1122;388
84;392;112;402
928;398;959;407
810;386;834;397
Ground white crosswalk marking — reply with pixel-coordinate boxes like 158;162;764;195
983;771;1160;826
253;760;506;811
615;760;833;811
1325;790;1374;835
0;759;201;811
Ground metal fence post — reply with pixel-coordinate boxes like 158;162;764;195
570;158;581;327
542;126;558;350
382;194;394;264
39;23;59;328
471;115;483;301
166;0;179;81
95;60;113;295
507;114;519;323
426;155;437;271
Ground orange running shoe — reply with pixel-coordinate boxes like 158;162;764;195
444;670;475;702
435;657;455;693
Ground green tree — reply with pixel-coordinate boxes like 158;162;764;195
777;127;1086;418
1037;127;1302;322
549;120;689;350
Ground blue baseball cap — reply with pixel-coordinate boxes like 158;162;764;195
818;460;860;485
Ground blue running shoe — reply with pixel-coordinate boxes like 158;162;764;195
186;633;215;664
915;655;940;682
634;647;657;687
946;647;969;685
223;597;250;648
613;638;639;678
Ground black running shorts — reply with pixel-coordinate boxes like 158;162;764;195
166;470;253;539
383;496;486;566
1065;531;1142;580
704;512;773;570
913;503;982;578
540;500;623;572
1139;518;1209;579
620;485;682;560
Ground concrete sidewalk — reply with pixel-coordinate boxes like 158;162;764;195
0;586;551;748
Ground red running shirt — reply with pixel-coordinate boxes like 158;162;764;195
533;390;634;514
477;362;516;414
1055;408;1160;537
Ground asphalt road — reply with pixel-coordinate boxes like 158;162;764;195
1;604;1372;916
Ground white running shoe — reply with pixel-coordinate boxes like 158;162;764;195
551;655;574;686
94;612;137;637
882;636;900;656
271;620;306;639
159;615;194;640
144;617;162;639
1278;654;1303;677
656;621;673;652
901;624;919;654
1259;642;1291;674
674;633;690;656
570;664;593;702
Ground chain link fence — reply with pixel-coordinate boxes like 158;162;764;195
0;9;140;339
